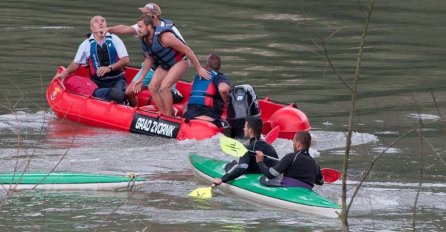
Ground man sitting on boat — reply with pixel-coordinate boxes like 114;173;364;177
101;3;184;107
184;53;230;126
136;15;210;116
55;15;129;104
213;116;279;185
255;131;324;189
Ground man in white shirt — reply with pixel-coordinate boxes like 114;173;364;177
56;15;129;103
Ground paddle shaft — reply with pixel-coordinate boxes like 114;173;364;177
246;149;279;161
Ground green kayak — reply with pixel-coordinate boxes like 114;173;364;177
189;153;340;218
0;172;146;191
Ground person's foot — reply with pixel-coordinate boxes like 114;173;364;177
173;107;179;117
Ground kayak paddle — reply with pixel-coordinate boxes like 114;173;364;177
188;185;215;199
320;168;342;183
264;126;280;144
219;136;279;160
261;129;341;183
189;129;282;199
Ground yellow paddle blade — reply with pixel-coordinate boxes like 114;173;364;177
188;186;213;199
219;136;248;157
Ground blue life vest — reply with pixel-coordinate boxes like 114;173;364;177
141;26;185;70
188;70;220;107
88;35;122;80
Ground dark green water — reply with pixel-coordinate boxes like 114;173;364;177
0;0;445;231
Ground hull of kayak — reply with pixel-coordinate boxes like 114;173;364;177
0;172;146;191
189;154;340;218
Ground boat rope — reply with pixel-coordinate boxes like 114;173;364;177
126;173;137;191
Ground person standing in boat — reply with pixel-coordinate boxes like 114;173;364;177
184;53;230;127
55;15;129;104
255;131;324;189
100;3;184;107
136;15;210;116
212;116;279;185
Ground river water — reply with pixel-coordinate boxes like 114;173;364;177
0;0;445;231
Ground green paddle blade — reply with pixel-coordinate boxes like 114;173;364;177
188;186;213;199
219;136;248;157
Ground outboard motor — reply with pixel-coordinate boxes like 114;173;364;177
227;84;261;138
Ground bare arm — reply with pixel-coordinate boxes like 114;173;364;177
55;62;81;80
112;56;129;71
218;82;230;105
96;56;130;77
99;25;137;36
133;55;154;93
160;32;210;79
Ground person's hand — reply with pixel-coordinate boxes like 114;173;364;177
55;71;68;80
255;151;265;163
94;27;108;36
197;67;211;80
213;178;223;186
133;80;144;94
96;66;111;77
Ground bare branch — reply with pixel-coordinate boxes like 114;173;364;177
341;1;375;230
422;136;446;165
429;88;442;118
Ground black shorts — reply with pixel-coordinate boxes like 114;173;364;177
171;89;184;104
183;105;217;120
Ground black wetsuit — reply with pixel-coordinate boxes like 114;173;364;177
258;149;323;188
221;136;278;183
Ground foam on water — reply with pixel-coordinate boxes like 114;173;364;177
0;111;54;131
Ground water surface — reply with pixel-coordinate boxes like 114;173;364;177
0;0;445;231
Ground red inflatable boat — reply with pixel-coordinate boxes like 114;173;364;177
46;66;311;140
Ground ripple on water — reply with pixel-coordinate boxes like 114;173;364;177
210;33;269;41
215;47;278;57
407;113;440;121
3;26;75;31
254;14;310;22
372;147;402;154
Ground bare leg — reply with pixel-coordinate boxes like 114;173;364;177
160;60;188;116
194;115;215;122
148;68;168;114
125;82;138;107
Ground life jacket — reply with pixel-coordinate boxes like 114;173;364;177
88;34;122;80
141;26;185;70
139;18;175;71
160;18;174;27
188;70;220;107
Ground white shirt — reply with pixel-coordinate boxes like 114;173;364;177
73;33;129;64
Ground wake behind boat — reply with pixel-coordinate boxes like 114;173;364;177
189;154;340;218
0;172;146;191
46;66;311;141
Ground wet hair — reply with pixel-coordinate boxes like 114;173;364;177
206;53;221;71
138;15;155;28
246;116;263;137
294;131;311;149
